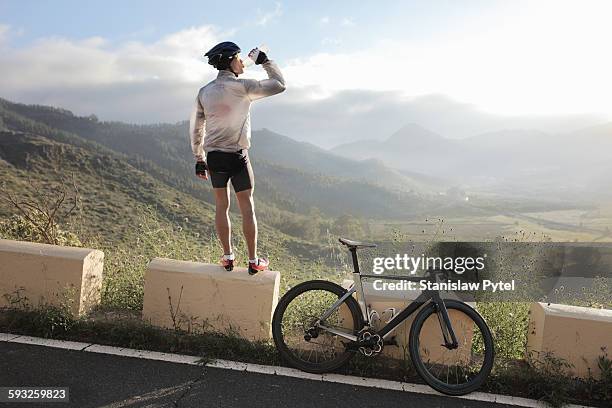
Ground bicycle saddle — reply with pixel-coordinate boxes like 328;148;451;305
338;237;377;249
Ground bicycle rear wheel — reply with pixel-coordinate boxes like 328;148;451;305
272;280;363;373
409;299;495;395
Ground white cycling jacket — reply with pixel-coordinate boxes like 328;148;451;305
189;60;286;161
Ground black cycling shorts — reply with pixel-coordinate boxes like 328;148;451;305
206;150;254;192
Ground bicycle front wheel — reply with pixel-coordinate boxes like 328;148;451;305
409;299;495;395
272;280;363;373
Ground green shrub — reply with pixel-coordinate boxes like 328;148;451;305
475;302;530;362
0;214;82;247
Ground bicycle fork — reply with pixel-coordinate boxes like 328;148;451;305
432;294;459;350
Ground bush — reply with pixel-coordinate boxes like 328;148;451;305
0;214;83;247
476;302;530;362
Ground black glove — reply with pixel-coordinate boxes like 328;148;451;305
195;161;208;176
255;51;269;65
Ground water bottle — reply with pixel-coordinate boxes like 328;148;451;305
243;44;270;68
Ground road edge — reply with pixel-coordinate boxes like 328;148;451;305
0;332;593;408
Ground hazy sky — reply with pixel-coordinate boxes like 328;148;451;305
1;0;611;145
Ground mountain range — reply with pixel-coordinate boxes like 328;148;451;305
331;122;612;201
2;97;486;259
1;96;590;255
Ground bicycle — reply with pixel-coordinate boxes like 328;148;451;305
272;238;495;395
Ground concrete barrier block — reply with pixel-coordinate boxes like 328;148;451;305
0;239;104;316
527;302;612;379
142;258;280;341
342;279;474;362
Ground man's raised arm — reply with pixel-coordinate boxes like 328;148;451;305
243;58;286;101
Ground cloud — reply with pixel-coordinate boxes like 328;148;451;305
256;2;283;26
341;17;355;27
0;25;232;124
318;16;353;27
0;16;609;148
250;88;604;148
280;25;612;118
0;24;24;45
0;24;12;44
0;25;225;90
321;37;341;46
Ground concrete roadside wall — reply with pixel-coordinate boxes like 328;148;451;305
0;239;104;316
3;236;610;380
527;302;612;379
142;258;280;341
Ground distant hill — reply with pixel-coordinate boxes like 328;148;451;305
250;128;447;194
0;129;217;242
0;103;324;260
460;125;612;198
331;123;464;179
330;121;612;201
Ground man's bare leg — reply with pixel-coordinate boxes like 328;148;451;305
214;187;232;255
235;189;257;260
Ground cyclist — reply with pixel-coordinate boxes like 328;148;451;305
189;41;286;275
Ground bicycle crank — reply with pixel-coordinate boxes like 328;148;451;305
348;331;384;356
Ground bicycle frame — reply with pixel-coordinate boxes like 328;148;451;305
317;247;459;348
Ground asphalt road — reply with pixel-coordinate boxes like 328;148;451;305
0;342;515;408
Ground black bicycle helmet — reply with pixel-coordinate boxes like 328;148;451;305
204;41;241;70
